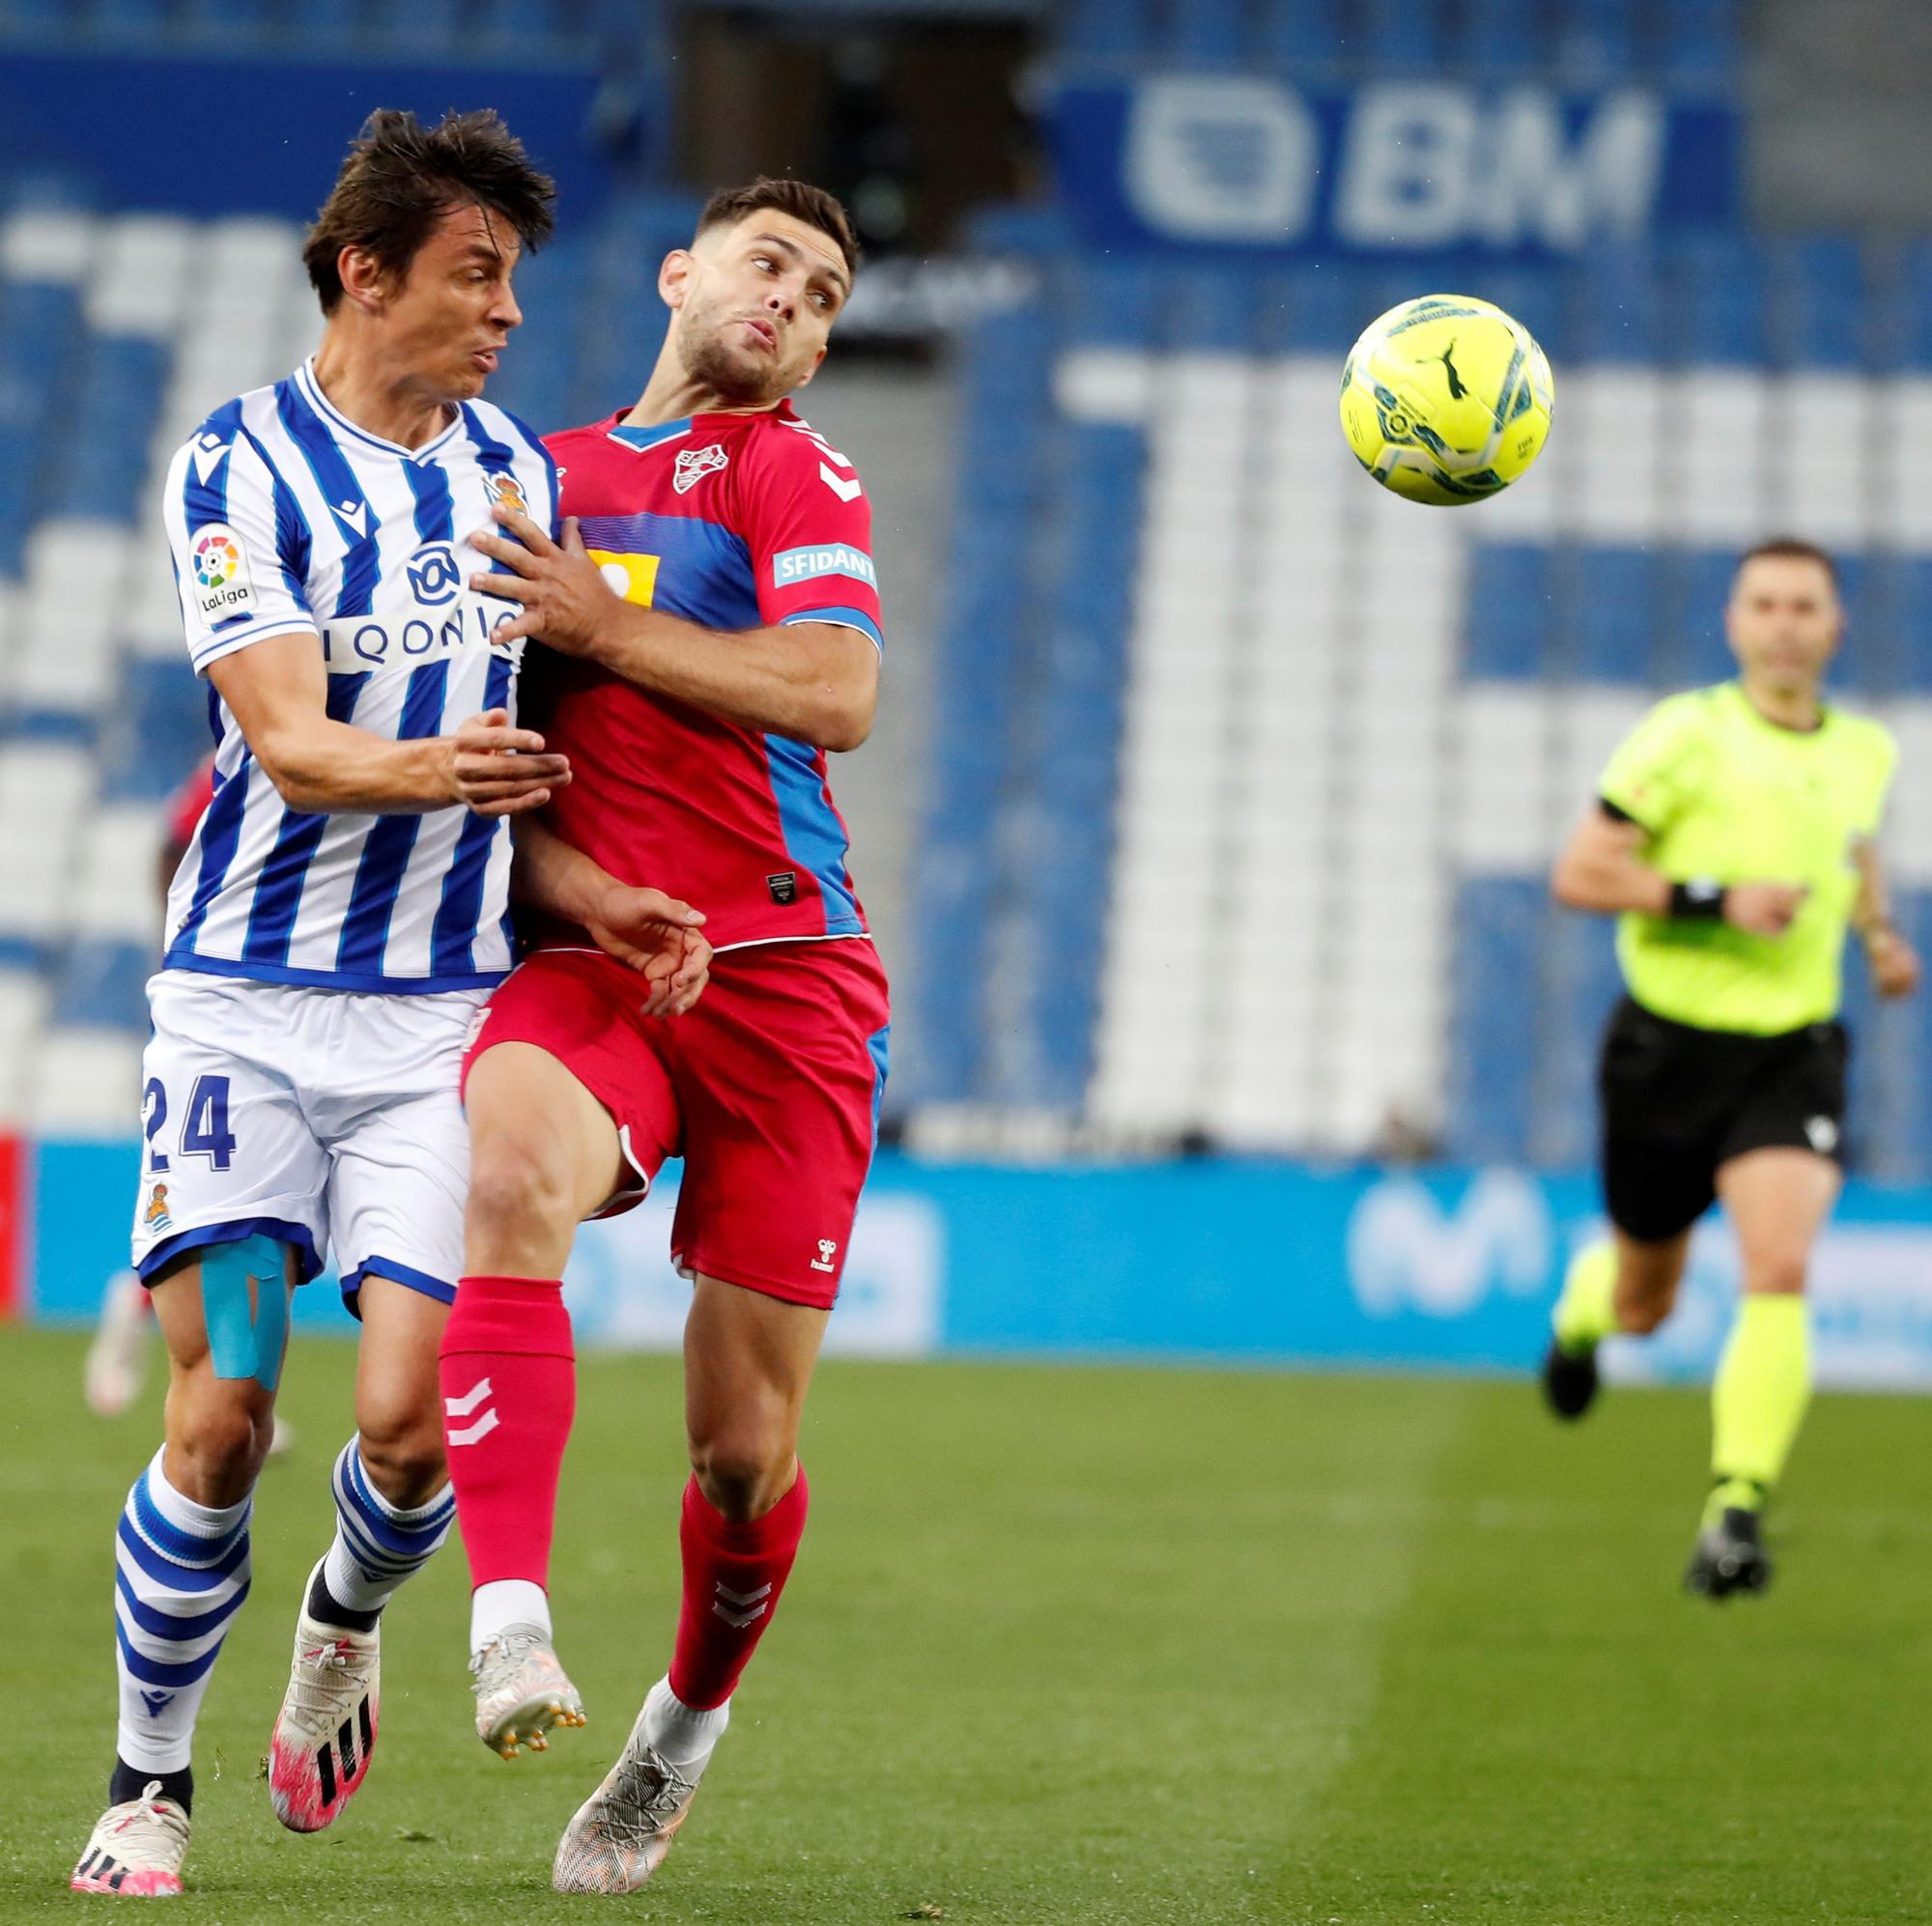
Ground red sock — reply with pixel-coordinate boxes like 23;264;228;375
438;1275;575;1589
668;1466;810;1710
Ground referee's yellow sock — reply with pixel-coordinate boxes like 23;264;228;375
1552;1240;1617;1355
1708;1292;1811;1521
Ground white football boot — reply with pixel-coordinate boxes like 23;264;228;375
70;1782;190;1895
469;1623;586;1759
552;1679;725;1893
268;1562;380;1831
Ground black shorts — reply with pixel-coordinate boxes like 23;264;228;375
1598;995;1848;1243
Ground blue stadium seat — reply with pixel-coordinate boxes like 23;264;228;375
1462;546;1550;681
100;664;212;804
1251;0;1346;68
1667;234;1768;366
1575;550;1655;683
1443;878;1543;1163
1655;550;1740;689
1448;0;1539;73
1568;243;1663;360
1265;263;1360;355
1363;0;1441;69
1771;237;1867;370
1061;0;1157;59
54;939;153;1032
1893;559;1932;694
1165;0;1242;63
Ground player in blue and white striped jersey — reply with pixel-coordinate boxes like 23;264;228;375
71;111;711;1899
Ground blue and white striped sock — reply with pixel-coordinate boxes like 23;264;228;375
319;1439;456;1622
114;1447;252;1776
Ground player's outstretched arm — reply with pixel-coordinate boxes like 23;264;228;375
208;634;569;816
511;816;711;1016
469;508;877;751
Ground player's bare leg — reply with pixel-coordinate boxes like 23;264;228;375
443;1041;622;1756
1543;1228;1690;1418
554;1277;827;1893
71;1247;295;1895
270;1277;455;1830
1688;1148;1839;1598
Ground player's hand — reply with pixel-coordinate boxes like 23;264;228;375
585;885;712;1017
1865;925;1922;999
469;507;616;659
448;709;571;817
1723;882;1807;937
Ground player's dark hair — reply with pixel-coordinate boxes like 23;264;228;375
1737;536;1840;592
696;176;861;279
303;108;556;314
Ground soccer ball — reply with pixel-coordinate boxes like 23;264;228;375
1339;295;1554;506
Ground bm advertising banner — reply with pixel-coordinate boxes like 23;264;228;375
21;1146;1932;1391
1049;73;1740;257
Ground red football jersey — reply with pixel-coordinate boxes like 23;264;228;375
527;401;883;951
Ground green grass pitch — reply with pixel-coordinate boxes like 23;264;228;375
5;1325;1931;1923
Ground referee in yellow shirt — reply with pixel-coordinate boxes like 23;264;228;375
1541;537;1919;1598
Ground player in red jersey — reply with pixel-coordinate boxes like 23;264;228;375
438;177;886;1890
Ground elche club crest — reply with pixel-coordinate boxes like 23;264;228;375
673;443;728;495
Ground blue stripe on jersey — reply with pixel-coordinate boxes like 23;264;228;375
762;733;864;935
608;416;693;452
182;399;243;526
240;671;367;967
173;750;255;954
460;403;514;466
429;648;515;976
242;425;314;601
277;382;381;616
334;662;450;976
403;459;455;543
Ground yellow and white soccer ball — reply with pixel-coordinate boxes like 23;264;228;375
1339;294;1553;506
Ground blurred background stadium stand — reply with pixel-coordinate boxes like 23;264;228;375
5;0;1932;1199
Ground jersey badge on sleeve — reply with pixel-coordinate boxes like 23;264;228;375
673;443;729;495
190;524;256;623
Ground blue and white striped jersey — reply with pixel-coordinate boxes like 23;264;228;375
159;358;558;993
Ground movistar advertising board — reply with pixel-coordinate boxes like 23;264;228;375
20;1144;1932;1390
1049;74;1739;257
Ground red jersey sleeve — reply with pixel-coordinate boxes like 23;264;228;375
744;418;885;651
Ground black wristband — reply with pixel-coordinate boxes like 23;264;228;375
1669;878;1727;920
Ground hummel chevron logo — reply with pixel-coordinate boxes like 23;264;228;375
335;498;369;536
711;1580;772;1629
444;1375;499;1446
818;461;862;503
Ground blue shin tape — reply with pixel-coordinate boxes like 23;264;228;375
202;1234;290;1392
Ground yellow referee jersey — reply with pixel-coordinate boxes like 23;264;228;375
1598;681;1896;1034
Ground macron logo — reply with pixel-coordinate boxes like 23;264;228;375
773;543;877;590
444;1375;499;1447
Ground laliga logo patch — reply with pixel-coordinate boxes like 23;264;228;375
190;523;255;621
673;443;728;495
483;470;528;518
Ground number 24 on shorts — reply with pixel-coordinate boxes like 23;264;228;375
143;1074;239;1172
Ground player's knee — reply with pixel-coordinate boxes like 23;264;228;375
355;1416;448;1509
688;1430;793;1522
169;1388;272;1504
468;1131;578;1237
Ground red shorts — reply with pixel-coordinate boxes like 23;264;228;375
464;940;891;1310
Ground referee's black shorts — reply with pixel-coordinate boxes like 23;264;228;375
1598;995;1848;1243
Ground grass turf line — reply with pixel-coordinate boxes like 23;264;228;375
3;1327;1930;1922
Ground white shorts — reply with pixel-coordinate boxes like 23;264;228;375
131;970;487;1312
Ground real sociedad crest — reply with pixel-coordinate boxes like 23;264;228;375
673;443;729;495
